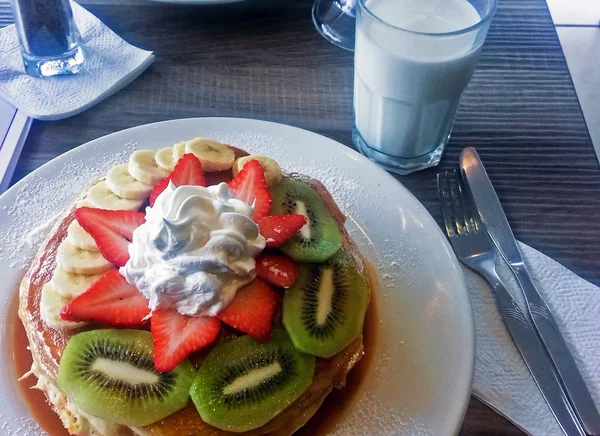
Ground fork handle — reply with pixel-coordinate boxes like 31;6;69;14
514;265;600;435
482;270;586;436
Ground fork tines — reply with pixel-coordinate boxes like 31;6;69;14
437;170;481;237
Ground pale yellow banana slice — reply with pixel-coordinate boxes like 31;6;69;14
86;181;145;211
40;283;87;330
76;198;94;208
184;138;235;172
50;266;106;299
155;147;176;172
172;141;187;162
129;150;169;186
233;155;283;186
56;240;113;275
50;266;107;299
67;220;98;252
105;164;153;200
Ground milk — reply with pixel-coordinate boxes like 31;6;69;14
354;0;483;159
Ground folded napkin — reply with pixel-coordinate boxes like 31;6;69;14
0;1;154;120
469;241;600;435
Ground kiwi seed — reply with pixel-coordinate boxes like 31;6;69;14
283;249;369;358
270;179;342;262
190;329;315;432
57;329;195;427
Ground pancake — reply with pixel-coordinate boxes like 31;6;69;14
18;145;372;436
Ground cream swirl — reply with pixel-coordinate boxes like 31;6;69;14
121;182;265;316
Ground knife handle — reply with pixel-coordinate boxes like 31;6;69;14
514;265;600;435
484;271;586;436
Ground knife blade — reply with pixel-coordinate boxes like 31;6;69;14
460;147;600;435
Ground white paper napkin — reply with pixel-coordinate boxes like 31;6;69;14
468;241;600;435
0;1;154;120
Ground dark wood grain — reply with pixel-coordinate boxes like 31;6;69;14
6;0;598;433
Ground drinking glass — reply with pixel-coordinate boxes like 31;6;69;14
312;0;357;51
353;0;497;175
9;0;84;77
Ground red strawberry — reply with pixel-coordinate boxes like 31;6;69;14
227;159;271;220
60;270;150;326
256;253;299;288
150;153;206;206
256;214;307;248
151;310;221;372
149;178;170;206
217;278;277;341
75;207;145;267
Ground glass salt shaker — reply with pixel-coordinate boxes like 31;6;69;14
9;0;84;77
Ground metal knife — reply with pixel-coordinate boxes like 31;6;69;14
460;147;600;436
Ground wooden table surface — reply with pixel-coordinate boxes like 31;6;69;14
5;0;600;434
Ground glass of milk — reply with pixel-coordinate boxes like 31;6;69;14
353;0;497;174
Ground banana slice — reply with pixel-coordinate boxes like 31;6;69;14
50;266;107;299
86;181;144;211
172;141;187;163
156;147;176;172
105;164;153;200
40;283;87;330
76;198;94;209
56;240;113;275
233;155;283;186
67;220;98;252
184;138;235;172
129;150;169;186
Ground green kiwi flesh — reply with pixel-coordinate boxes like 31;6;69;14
190;329;315;432
57;329;195;427
270;179;342;262
283;249;369;358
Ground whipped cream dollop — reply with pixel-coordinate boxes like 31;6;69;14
121;182;265;316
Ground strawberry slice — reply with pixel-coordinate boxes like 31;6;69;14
256;253;299;288
217;278;277;341
227;159;271;220
60;270;150;326
150;153;206;206
149;178;170;206
256;214;307;248
75;207;145;267
151;310;221;372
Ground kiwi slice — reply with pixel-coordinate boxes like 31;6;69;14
283;249;369;358
57;329;195;427
190;329;315;432
270;179;342;262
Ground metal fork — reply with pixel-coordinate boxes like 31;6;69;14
438;170;586;436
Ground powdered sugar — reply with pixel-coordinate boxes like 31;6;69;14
209;129;366;213
0;119;472;436
0;413;40;436
0;141;135;271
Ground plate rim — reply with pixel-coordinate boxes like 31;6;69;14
1;117;475;435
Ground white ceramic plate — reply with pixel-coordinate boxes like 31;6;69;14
0;118;473;435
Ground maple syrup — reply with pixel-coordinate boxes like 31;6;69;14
11;264;379;436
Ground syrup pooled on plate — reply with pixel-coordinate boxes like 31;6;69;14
11;262;378;436
9;295;70;436
13;142;379;435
